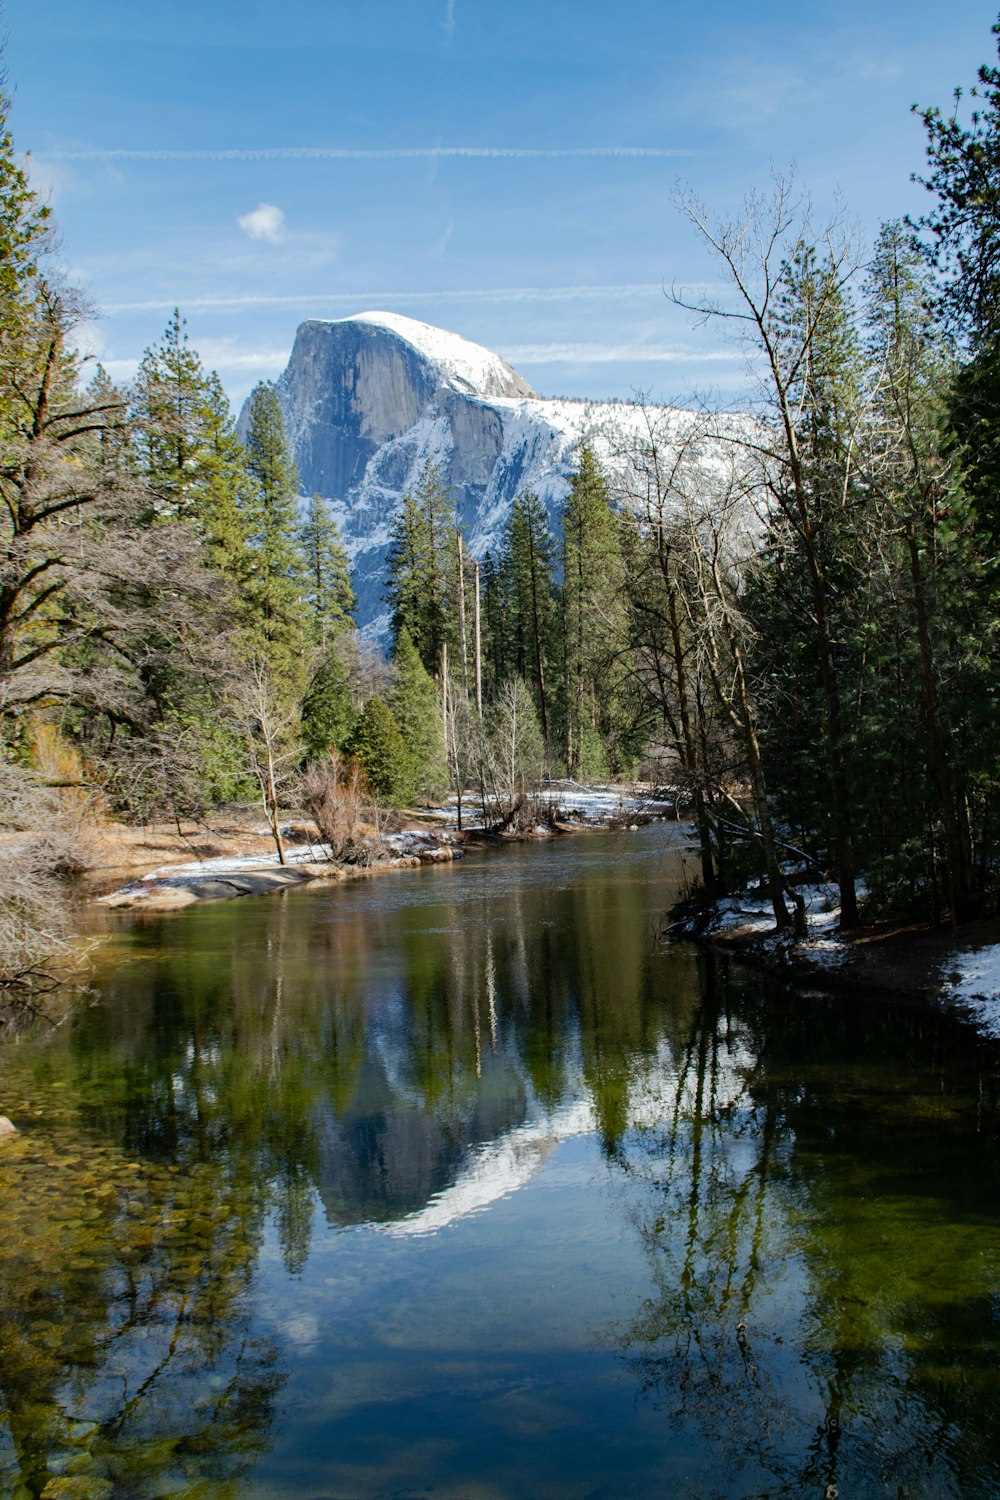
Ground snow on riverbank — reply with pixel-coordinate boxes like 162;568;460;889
94;786;674;910
687;881;852;967
97;825;470;907
443;781;675;828
940;945;1000;1038
691;879;1000;1033
142;842;333;881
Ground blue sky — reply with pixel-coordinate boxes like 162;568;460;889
8;1;998;408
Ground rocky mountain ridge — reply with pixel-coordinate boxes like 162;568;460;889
252;311;711;636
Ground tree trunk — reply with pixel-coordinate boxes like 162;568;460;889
473;560;483;717
457;534;469;696
907;524;974;923
527;521;549;742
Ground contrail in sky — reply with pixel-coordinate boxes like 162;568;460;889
101;283;672;314
44;145;700;162
88;345;740;373
499;343;741;364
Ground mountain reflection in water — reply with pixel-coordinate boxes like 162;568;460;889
2;827;1000;1499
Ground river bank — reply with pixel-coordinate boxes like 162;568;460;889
91;820;470;910
668;882;1000;1039
84;802;1000;1038
87;782;674;911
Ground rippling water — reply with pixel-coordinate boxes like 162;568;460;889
2;827;1000;1499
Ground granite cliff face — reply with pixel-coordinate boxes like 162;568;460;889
260;311;708;636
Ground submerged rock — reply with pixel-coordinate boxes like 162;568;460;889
0;1115;17;1139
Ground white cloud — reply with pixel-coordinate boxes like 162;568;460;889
97;357;140;381
20;153;75;205
67;321;107;362
191;337;291;372
237;202;287;242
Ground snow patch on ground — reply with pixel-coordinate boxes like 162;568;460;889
699;881;851;963
940;945;1000;1038
442;781;674;828
142;843;331;883
383;828;462;858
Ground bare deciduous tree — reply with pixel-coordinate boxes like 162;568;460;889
480;677;545;832
672;173;866;927
230;659;301;864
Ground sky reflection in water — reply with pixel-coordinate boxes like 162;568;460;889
2;827;1000;1499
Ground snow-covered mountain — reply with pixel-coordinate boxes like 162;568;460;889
260;311;714;637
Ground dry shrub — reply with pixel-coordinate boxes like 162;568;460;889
0;748;95;877
0;851;70;995
0;756;94;998
302;751;389;866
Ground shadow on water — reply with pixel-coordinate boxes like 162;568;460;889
1;827;1000;1497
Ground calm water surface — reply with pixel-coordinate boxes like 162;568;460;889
3;827;1000;1499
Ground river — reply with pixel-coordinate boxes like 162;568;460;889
2;826;1000;1499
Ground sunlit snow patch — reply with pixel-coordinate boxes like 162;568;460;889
941;944;1000;1038
707;881;850;963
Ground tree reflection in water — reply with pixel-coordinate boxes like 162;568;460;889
610;961;1000;1498
2;834;1000;1498
0;1120;282;1498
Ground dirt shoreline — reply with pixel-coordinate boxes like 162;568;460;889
83;814;474;911
81;810;617;911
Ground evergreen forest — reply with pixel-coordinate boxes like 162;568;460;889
8;19;1000;987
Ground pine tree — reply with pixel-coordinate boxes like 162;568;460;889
132;311;215;522
674;181;874;925
560;445;636;777
299;493;354;647
764;244;868;926
914;21;1000;347
479;551;506;701
301;648;355;762
859;223;989;919
389;627;448;802
499;491;558;743
914;22;1000;542
200;372;255;577
384;461;459;673
241;381;308;685
344;695;412;804
131;316;255;589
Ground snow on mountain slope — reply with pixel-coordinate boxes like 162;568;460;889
262;312;735;637
349;311;535;400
